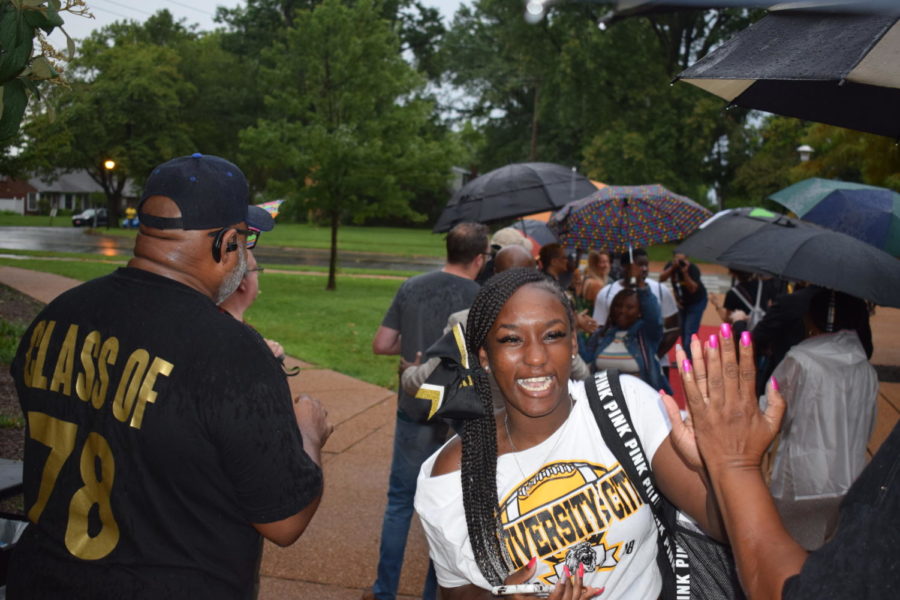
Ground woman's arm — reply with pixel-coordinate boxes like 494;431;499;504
679;263;700;294
651;436;726;542
658;261;676;283
636;286;663;351
680;326;808;599
578;327;606;364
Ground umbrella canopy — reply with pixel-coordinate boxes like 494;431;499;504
509;218;558;247
676;207;812;263
677;10;900;139
548;184;711;253
256;199;285;218
432;162;597;233
768;178;900;256
716;223;900;308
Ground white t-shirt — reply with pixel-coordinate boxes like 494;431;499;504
592;279;677;367
414;377;671;600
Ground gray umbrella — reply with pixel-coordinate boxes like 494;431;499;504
432;162;597;233
677;9;900;138
716;223;900;307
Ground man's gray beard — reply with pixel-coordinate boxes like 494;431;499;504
215;244;247;304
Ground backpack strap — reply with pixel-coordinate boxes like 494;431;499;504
585;370;688;599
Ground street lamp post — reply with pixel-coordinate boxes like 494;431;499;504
101;159;116;228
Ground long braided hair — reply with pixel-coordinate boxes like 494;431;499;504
462;268;574;585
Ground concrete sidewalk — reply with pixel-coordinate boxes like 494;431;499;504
1;264;898;599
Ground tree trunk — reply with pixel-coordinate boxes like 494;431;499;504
529;83;541;161
326;209;339;291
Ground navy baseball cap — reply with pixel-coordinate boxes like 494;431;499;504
138;153;274;232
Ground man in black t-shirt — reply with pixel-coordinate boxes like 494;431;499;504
367;222;487;600
9;154;331;599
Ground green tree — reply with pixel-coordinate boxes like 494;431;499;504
17;10;266;220
440;3;758;204
20;26;195;222
240;0;456;290
795;124;900;191
730;116;809;207
730;117;900;208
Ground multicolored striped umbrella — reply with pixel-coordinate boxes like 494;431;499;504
548;184;711;253
256;199;285;218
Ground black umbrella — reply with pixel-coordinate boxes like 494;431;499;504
509;218;559;247
716;223;900;308
676;207;812;263
432;162;597;233
677;10;900;139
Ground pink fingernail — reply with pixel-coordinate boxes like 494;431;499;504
721;322;732;338
564;564;571;578
578;562;584;578
741;331;752;347
527;556;537;569
682;359;692;373
708;334;718;350
691;333;700;343
771;376;779;392
593;588;605;597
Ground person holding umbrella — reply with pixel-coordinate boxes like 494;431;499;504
579;267;672;394
592;249;680;377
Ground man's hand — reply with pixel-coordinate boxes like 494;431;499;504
399;351;422;374
293;393;333;464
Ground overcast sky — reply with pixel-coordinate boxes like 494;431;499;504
49;0;465;45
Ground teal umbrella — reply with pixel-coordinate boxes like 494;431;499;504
769;178;900;256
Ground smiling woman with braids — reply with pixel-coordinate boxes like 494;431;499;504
413;268;725;600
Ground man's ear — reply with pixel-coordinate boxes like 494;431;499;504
223;229;240;255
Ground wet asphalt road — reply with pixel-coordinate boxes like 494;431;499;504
0;226;734;291
0;226;443;272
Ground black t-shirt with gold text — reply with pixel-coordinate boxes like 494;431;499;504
9;267;322;599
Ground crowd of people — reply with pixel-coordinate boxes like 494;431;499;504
8;153;895;600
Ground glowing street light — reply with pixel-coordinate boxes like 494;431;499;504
103;159;116;170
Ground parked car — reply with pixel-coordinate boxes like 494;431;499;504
72;208;108;227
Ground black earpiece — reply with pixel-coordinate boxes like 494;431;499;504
211;228;238;263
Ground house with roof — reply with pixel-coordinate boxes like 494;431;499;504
0;170;137;215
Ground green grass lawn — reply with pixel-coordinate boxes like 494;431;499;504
0;257;403;388
0;213;71;227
